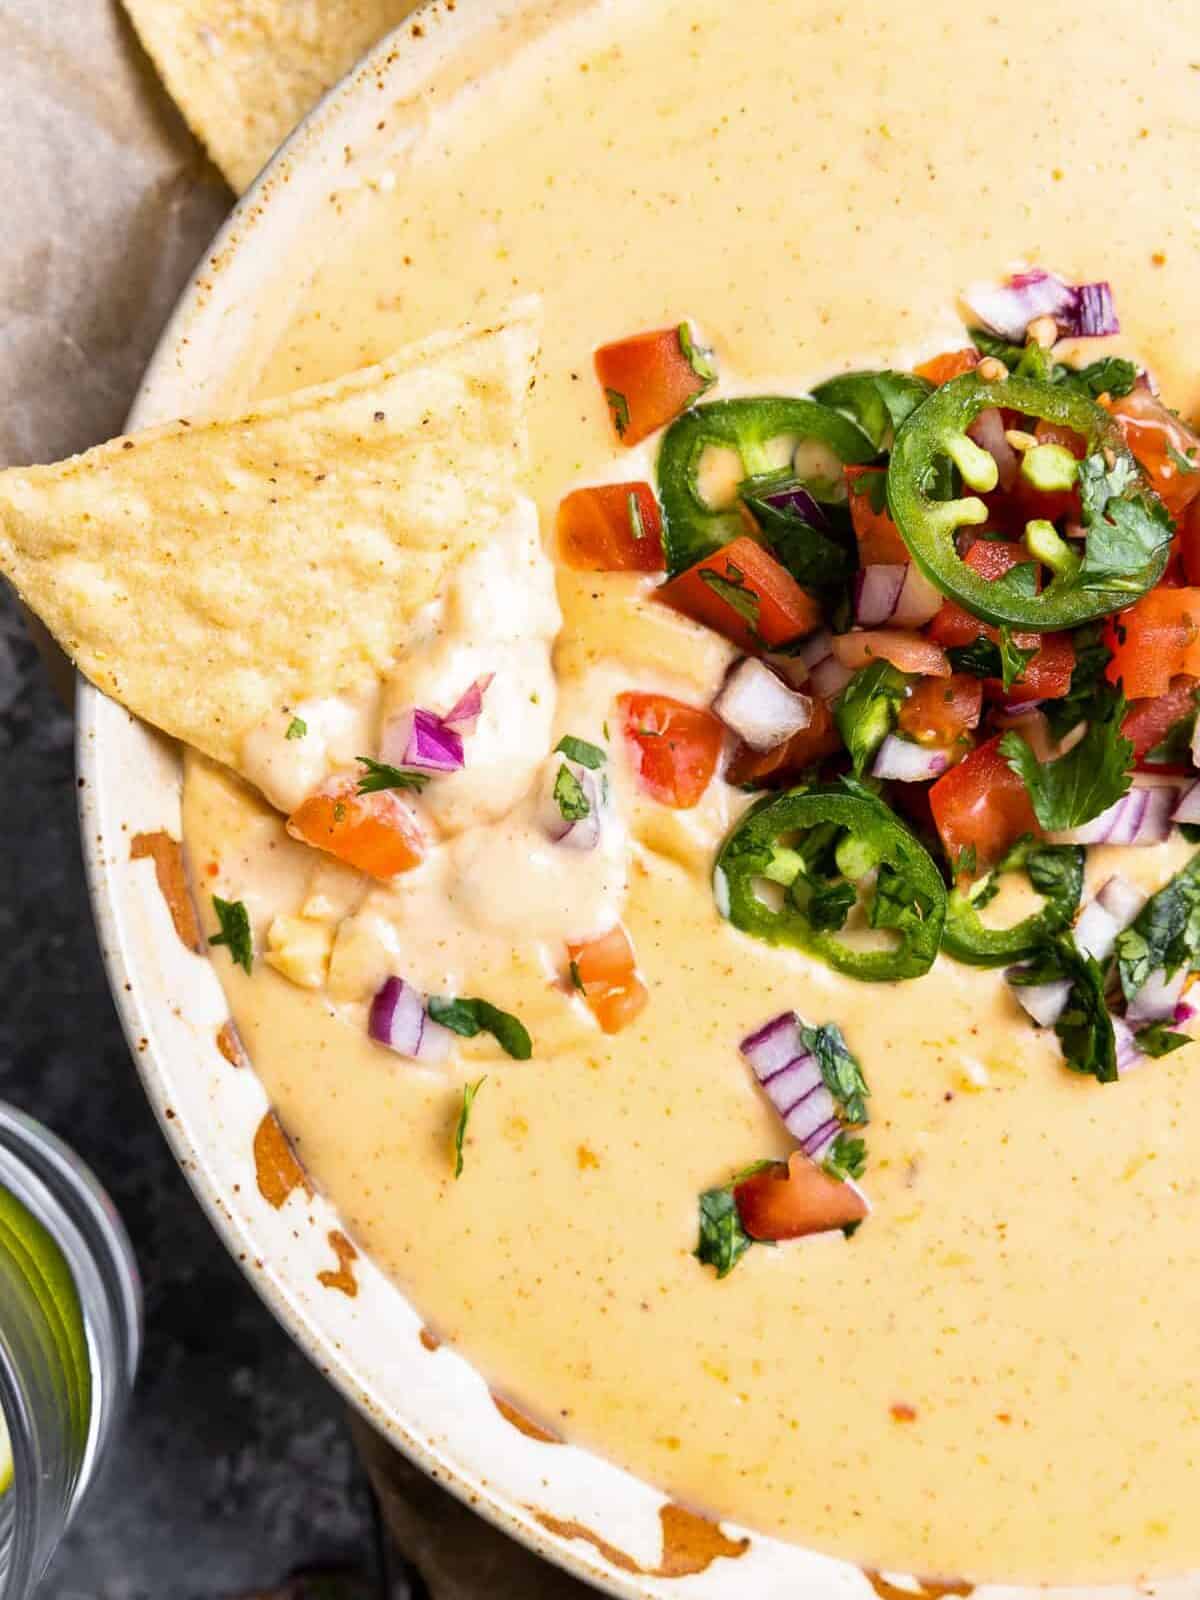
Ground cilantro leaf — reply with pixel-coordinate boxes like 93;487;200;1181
554;735;606;769
453;1077;486;1179
678;322;718;387
210;895;253;974
998;627;1038;692
823;1131;867;1182
744;493;855;590
285;715;307;740
1073;453;1175;597
694;1160;780;1278
999;695;1132;831
553;763;591;821
1009;933;1117;1083
945;629;1036;690
967;332;1137;400
356;758;431;794
427;996;533;1060
1114;853;1200;1003
1134;1023;1192;1059
1066;357;1137;400
698;562;761;635
800;1021;870;1125
834;660;909;777
806;878;858;931
605;387;630;437
695;1184;756;1278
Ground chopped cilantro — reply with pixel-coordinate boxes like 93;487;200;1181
553;762;591;822
678;322;718;386
800;1021;870;1125
1000;694;1132;831
1114;853;1200;1004
807;878;858;931
285;715;307;740
823;1131;867;1182
1071;452;1175;598
1044;622;1111;739
209;895;253;974
1168;441;1199;475
1134;1022;1192;1059
947;629;1037;690
698;561;761;635
695;1183;756;1278
627;490;647;541
453;1077;486;1179
554;734;606;769
427;996;533;1060
834;659;908;776
355;757;431;795
605;387;630;437
1009;933;1116;1083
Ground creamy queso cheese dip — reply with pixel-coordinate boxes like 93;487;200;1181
182;0;1200;1582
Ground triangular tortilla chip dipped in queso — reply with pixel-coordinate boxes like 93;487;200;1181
121;0;423;194
0;308;540;802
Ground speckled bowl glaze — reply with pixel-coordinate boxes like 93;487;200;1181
75;7;1183;1598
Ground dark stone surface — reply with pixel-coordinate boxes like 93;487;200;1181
0;593;389;1600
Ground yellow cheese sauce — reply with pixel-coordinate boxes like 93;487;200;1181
183;0;1200;1581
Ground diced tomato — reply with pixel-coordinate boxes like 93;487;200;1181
914;348;980;387
618;692;724;808
897;674;983;746
726;696;843;787
287;777;424;879
567;925;649;1034
1122;675;1199;764
734;1152;867;1241
557;482;664;572
1106;388;1200;519
926;540;1075;701
928;733;1040;872
1180;498;1200;586
845;465;909;565
658;535;821;652
594;325;711;447
831;629;950;677
1104;587;1200;698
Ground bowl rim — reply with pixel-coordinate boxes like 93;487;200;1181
71;6;1171;1598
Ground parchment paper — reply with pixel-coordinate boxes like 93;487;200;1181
0;2;593;1592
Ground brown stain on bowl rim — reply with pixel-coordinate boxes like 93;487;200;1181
864;1573;974;1599
216;1019;247;1068
317;1229;359;1296
533;1503;748;1579
253;1111;312;1209
130;831;204;952
491;1393;562;1444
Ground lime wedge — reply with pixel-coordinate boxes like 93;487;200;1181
0;1406;11;1495
0;1185;91;1454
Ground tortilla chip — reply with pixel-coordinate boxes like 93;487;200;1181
0;306;539;777
122;0;422;193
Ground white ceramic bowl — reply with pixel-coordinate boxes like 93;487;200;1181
76;7;1179;1598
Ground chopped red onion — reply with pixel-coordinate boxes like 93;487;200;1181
796;629;835;670
713;658;813;752
443;674;494;731
759;484;828;529
1056;784;1178;846
968;407;1018;492
965;268;1119;343
380;708;464;773
538;758;602;850
368;976;454;1063
1113;1016;1143;1075
891;564;944;628
854;565;907;627
1175;999;1197;1026
1006;971;1072;1027
871;734;952;783
740;1012;838;1150
810;655;855;702
1127;966;1188;1024
1176;779;1200;821
1074;875;1146;962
